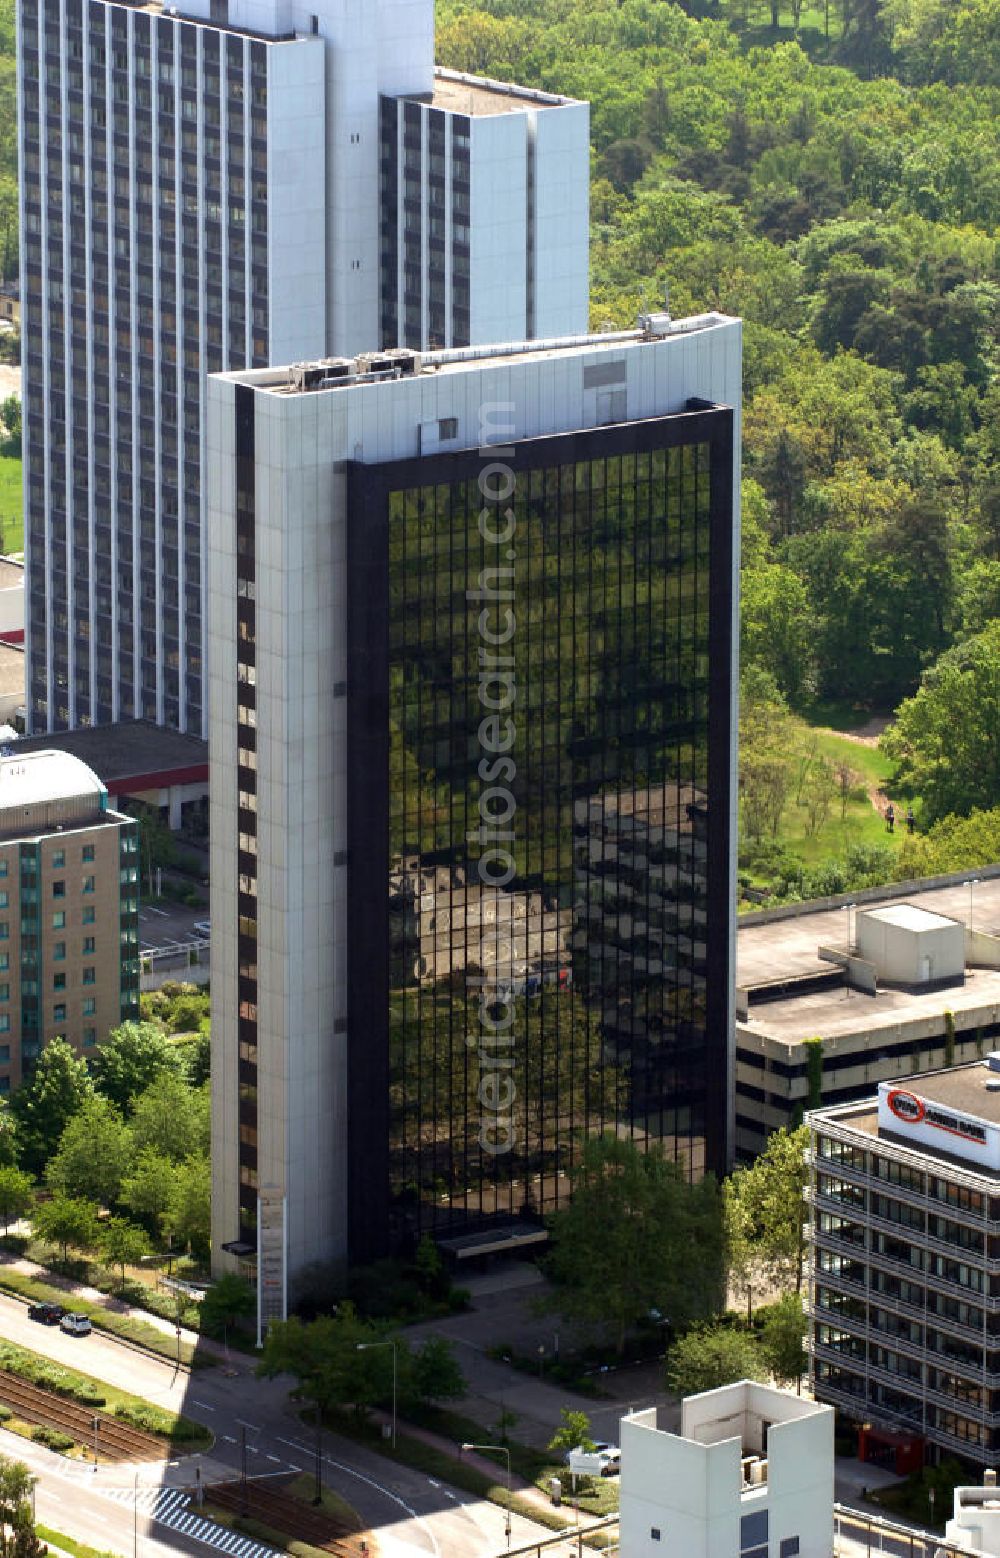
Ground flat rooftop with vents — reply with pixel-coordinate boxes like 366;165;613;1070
735;871;1000;1159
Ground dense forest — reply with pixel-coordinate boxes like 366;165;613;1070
3;0;1000;895
437;0;1000;898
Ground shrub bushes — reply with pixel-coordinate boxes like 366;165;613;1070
31;1426;75;1452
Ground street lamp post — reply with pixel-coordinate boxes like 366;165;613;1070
842;900;857;956
965;877;980;933
461;1442;511;1549
92;1414;99;1467
356;1341;397;1451
312;1394;323;1507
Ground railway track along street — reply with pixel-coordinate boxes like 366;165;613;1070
208;1478;369;1557
0;1368;169;1461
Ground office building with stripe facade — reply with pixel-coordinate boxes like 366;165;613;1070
19;0;589;737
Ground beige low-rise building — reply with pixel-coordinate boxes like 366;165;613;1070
0;749;140;1095
736;872;1000;1160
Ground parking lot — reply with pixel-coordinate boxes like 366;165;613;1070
138;900;209;953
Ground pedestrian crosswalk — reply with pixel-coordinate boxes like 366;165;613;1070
101;1483;282;1558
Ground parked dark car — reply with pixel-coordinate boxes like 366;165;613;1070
27;1302;64;1324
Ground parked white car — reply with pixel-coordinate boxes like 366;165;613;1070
59;1312;92;1336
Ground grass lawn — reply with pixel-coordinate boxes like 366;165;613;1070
776;724;906;867
0;455;22;555
286;1474;361;1531
37;1526;119;1558
740;714;921;899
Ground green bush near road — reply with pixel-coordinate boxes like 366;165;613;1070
0;1336;210;1447
30;1426;73;1452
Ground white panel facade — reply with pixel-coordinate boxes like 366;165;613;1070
530;100;590;337
265;40;328;364
467;114;528;346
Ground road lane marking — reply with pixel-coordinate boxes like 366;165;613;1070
320;1453;441;1558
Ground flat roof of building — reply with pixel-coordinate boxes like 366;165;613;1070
15;720;208;790
738;874;1000;1048
864;902;957;933
428;68;577;115
228;313;736;398
818;1062;1000;1172
0;749;105;811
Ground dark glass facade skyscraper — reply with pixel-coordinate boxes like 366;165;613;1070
208;322;741;1294
347;408;734;1258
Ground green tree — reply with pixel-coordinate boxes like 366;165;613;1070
0;1454;37;1558
257;1307;390;1420
0;1168;31;1236
0;1102;16;1169
131;1074;209;1162
666;1325;765;1397
120;1148;177;1237
164;1154;211;1258
32;1194;98;1268
881;622;1000;821
0;395;19;459
724;1177;771;1325
200;1274;256;1342
760;1294;808;1388
725;1125;809;1295
740;562;817;707
10;1038;93;1175
90;1022;183;1114
548;1409;596;1458
99;1217;151;1290
409;1338;465;1407
45;1096;134;1206
545;1134;725;1356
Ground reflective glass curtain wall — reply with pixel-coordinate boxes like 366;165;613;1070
347;408;734;1261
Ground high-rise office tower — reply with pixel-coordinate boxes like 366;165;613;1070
207;313;741;1314
19;0;589;736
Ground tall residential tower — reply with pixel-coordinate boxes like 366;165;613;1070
206;314;741;1311
18;0;589;735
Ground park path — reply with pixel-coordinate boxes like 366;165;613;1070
813;716;895;821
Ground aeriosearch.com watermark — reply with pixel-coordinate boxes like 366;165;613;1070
466;401;518;1158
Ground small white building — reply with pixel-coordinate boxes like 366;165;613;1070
619;1381;834;1558
856;902;965;985
946;1469;1000;1553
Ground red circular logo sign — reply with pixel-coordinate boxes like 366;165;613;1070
887;1088;925;1124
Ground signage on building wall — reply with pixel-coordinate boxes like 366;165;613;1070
886;1089;925;1124
885;1088;986;1144
256;1188;287;1347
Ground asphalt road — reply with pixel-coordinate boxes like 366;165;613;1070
1;1293;570;1558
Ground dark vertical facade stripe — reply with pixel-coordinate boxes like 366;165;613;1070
345;466;392;1264
234;382;259;1244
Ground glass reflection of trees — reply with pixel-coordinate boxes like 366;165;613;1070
387;444;715;1239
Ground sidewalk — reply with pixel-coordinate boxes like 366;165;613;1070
0;1249;229;1363
367;1405;567;1525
